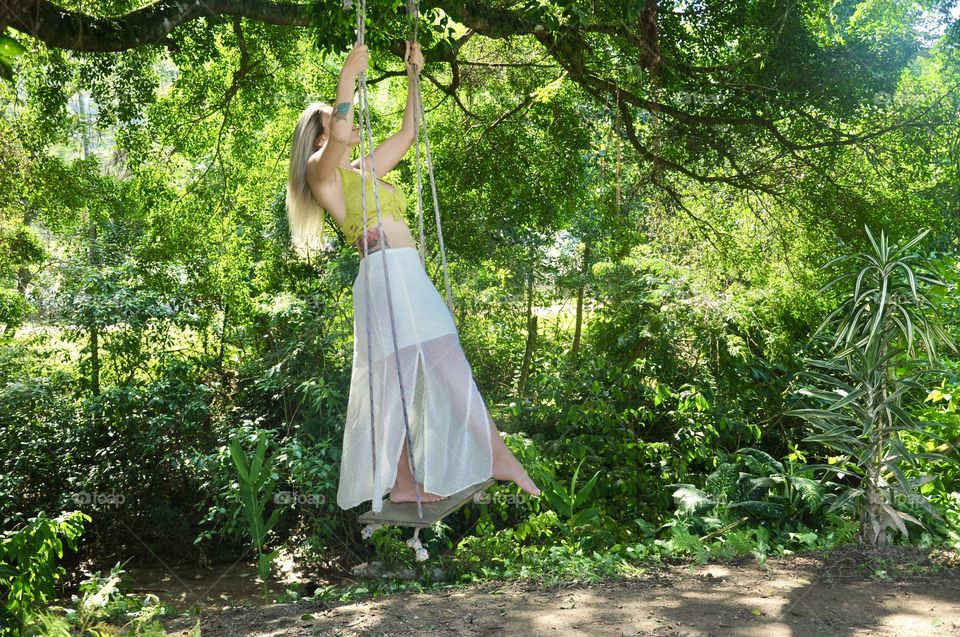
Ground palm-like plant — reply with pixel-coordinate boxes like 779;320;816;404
786;226;958;547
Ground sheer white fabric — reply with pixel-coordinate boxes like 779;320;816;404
337;247;494;513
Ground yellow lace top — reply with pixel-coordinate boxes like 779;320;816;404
320;165;408;247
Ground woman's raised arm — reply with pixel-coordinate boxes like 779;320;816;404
354;41;424;176
310;43;368;182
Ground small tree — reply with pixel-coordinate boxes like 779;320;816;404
786;225;958;547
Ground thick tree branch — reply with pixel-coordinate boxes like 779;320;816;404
2;0;308;51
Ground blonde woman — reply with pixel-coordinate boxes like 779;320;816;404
286;42;540;513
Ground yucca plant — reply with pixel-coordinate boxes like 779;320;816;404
786;225;958;547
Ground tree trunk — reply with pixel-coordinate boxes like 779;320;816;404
857;373;891;548
218;302;230;375
81;91;100;397
88;220;100;397
15;209;36;297
571;238;592;364
518;264;537;396
518;316;537;397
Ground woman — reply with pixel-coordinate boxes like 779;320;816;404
286;41;540;513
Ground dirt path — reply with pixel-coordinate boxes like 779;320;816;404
161;547;960;637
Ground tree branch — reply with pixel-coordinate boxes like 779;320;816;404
3;0;308;52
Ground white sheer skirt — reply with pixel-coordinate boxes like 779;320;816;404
336;246;494;513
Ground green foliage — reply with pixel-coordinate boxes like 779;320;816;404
666;447;833;541
20;560;179;636
228;432;282;600
21;586;195;637
366;525;417;572
0;0;958;600
787;226;960;546
0;511;90;636
538;458;602;536
0;32;26;84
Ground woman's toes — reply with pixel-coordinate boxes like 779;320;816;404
517;474;541;497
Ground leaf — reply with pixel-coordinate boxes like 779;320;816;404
531;73;567;103
229;438;251;483
879;502;909;537
672;486;715;515
785;408;856;422
734;477;774;502
569;507;601;528
540;473;571;518
0;33;26;60
825;487;864;514
705;463;739;499
250;435;268;484
728;500;786;520
736;448;785;475
257;550;276;580
572;470;600;511
789;476;826;509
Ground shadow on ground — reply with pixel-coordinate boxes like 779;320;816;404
160;547;960;637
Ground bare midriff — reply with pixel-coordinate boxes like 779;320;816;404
334;165;417;259
353;218;416;259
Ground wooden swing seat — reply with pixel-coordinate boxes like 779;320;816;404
357;478;495;528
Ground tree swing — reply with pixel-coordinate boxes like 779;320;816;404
346;0;494;561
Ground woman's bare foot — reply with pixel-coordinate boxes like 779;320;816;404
390;437;447;504
388;481;446;504
490;425;541;497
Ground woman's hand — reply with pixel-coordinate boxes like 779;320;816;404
405;41;424;75
340;43;369;82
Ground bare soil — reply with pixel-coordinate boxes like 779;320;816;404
160;546;960;637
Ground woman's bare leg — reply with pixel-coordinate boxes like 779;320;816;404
390;423;540;501
487;414;541;497
389;436;446;503
386;334;540;501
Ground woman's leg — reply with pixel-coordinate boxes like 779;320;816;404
382;341;448;504
389;334;540;500
390;405;541;500
487;412;541;497
389;435;447;503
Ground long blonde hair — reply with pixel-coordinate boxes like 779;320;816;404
286;101;333;258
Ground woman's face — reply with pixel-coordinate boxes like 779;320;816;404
315;111;361;150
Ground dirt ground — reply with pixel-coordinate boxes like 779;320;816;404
160;546;960;637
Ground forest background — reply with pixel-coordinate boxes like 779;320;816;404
2;0;960;625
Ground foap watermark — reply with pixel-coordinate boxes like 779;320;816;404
472;490;529;507
72;490;126;506
872;91;928;109
273;490;326;507
673;90;724;107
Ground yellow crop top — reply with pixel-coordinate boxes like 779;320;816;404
318;166;408;247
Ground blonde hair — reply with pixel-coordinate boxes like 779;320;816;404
286;101;333;258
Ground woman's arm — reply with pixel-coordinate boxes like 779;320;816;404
354;41;423;176
311;44;367;183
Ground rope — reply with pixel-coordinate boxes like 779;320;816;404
351;0;459;520
406;0;456;320
355;0;424;519
354;2;380;519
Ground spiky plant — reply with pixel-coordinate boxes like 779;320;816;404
786;225;958;547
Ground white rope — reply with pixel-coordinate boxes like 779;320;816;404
355;0;424;519
407;0;456;321
351;0;460;519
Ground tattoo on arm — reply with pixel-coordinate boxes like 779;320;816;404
333;102;351;122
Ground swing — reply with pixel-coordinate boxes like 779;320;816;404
347;0;494;562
